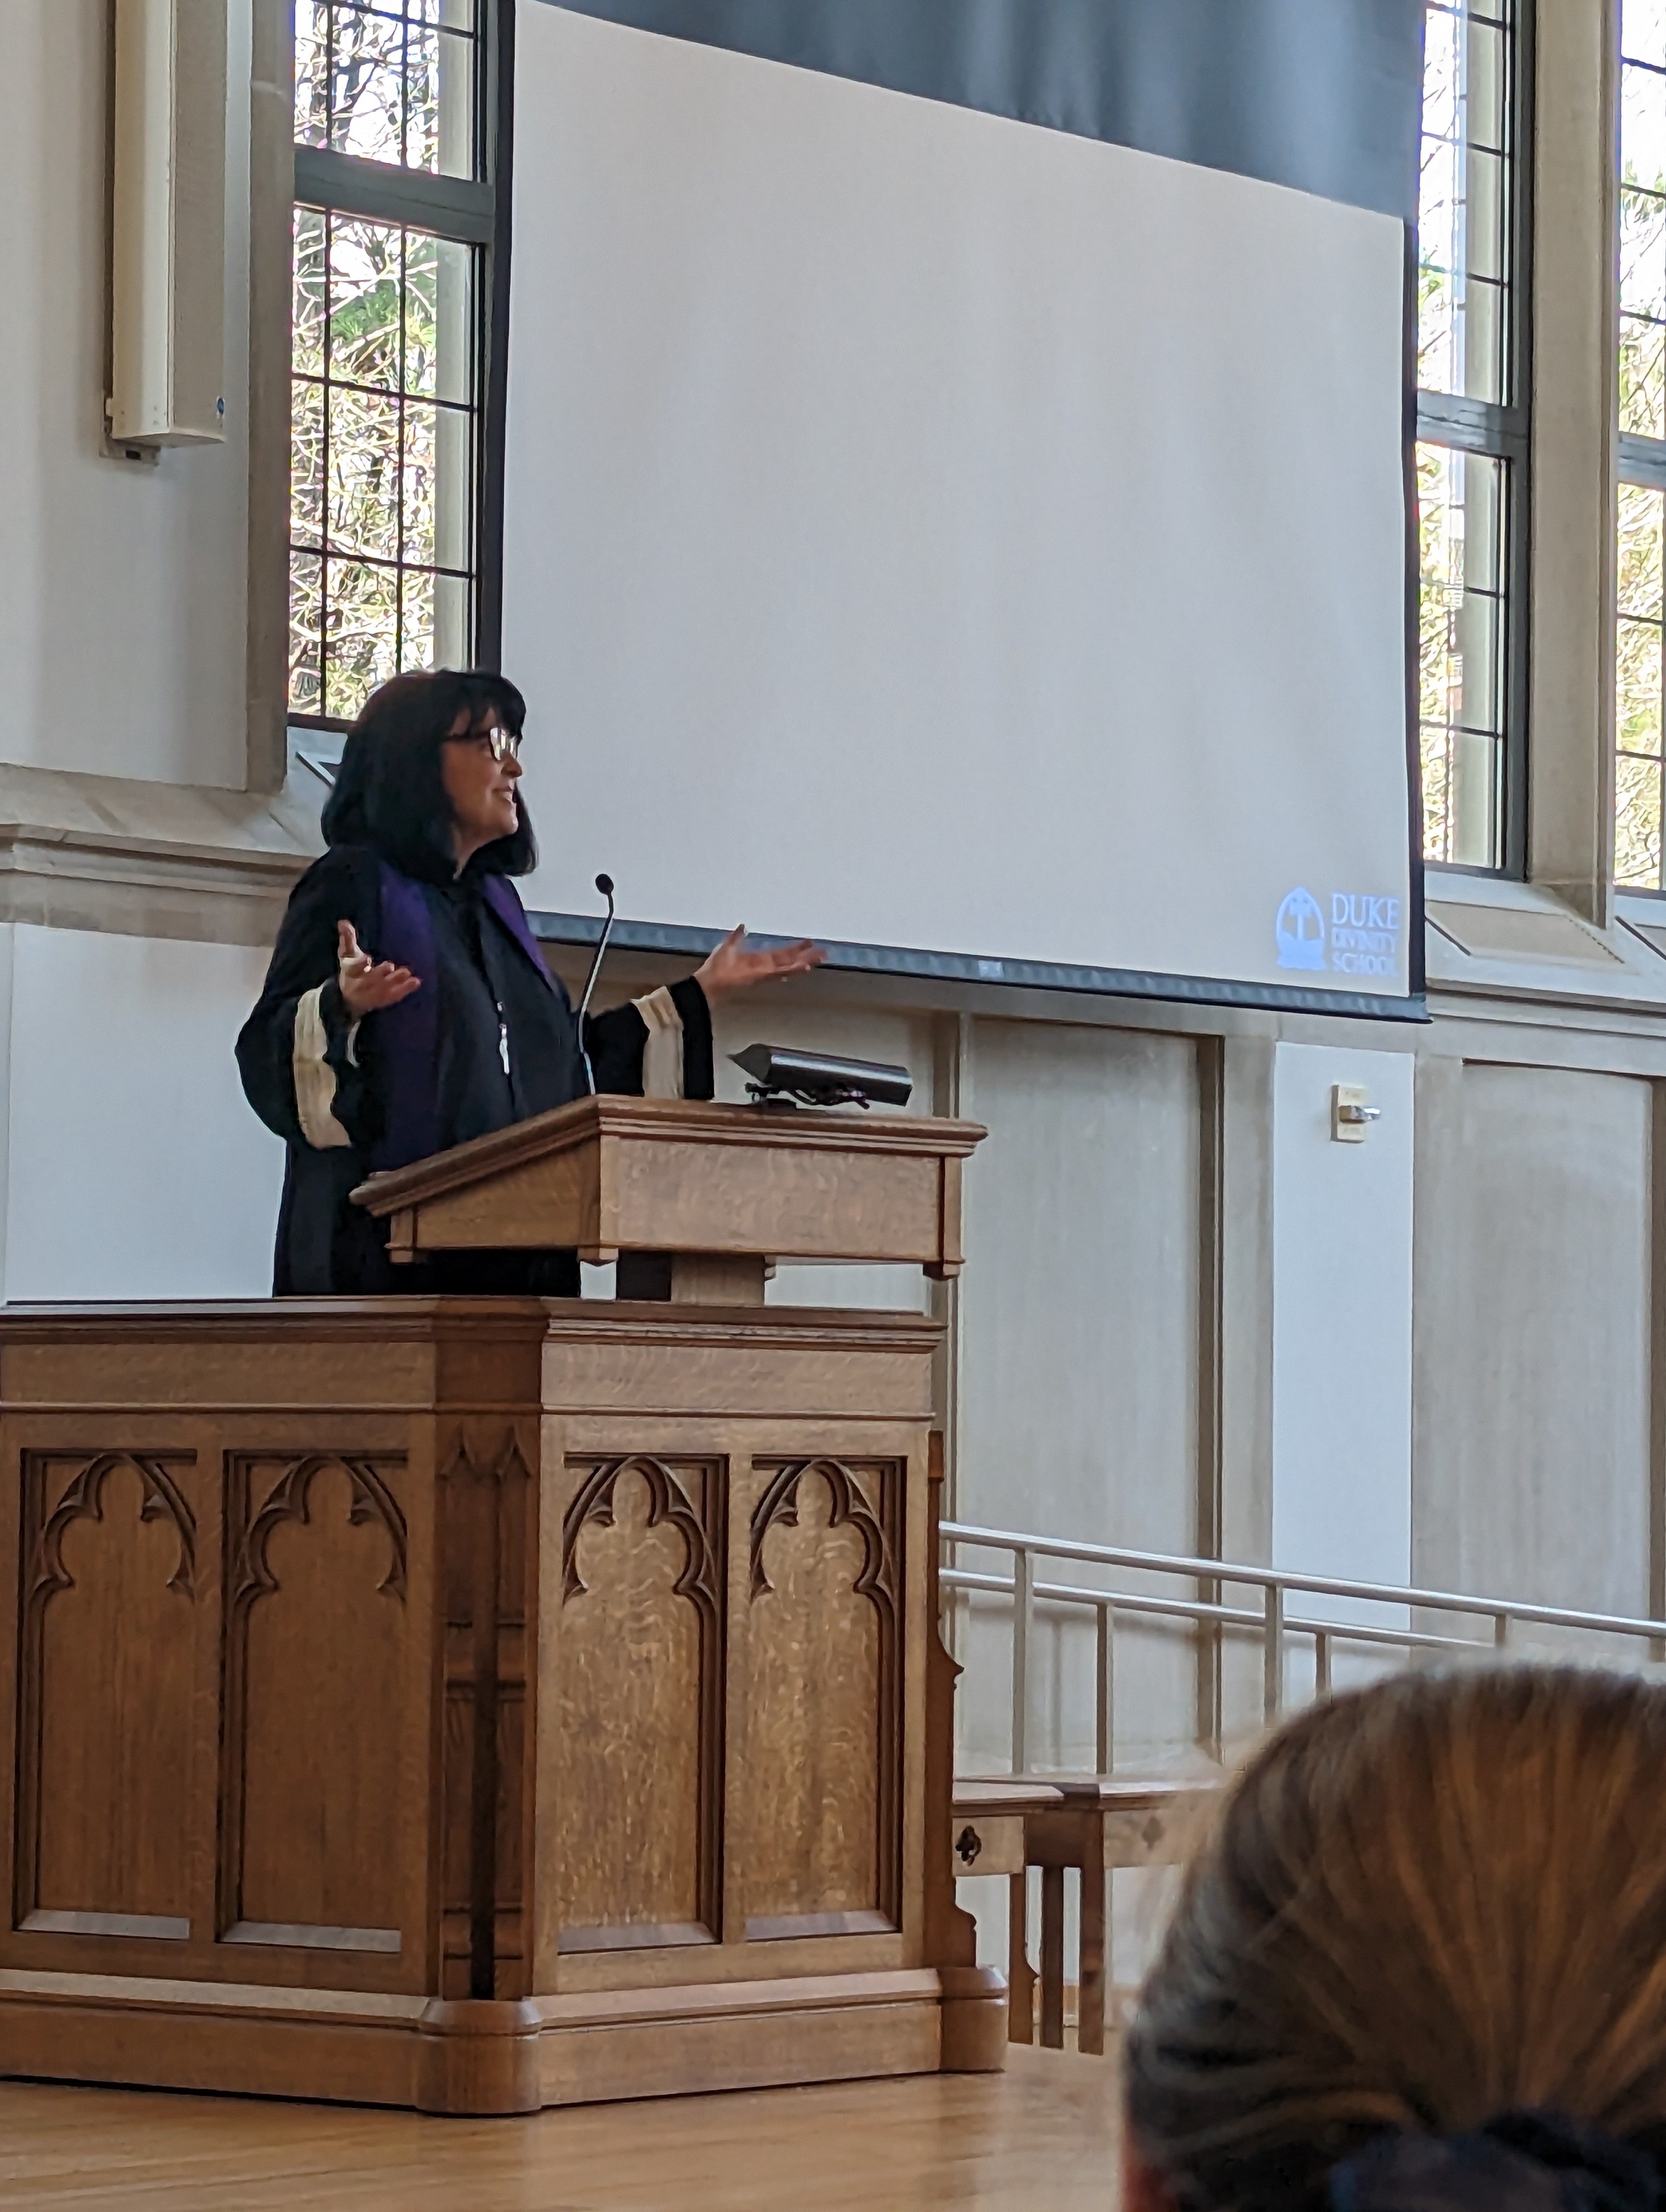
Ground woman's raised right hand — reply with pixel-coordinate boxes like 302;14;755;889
336;919;422;1019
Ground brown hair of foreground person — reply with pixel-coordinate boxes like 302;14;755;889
1123;1667;1666;2212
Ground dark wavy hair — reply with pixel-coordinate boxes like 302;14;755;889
321;669;536;884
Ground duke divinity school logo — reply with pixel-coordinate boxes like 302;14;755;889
1275;888;1327;973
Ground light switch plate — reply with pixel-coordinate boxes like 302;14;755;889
1331;1084;1374;1143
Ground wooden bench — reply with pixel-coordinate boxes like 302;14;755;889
950;1776;1224;2054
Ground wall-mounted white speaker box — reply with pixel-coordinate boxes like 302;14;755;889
108;0;228;447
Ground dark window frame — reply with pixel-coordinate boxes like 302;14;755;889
287;0;513;736
1416;0;1535;882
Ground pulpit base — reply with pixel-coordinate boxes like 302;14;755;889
0;1297;1003;2114
0;1966;958;2114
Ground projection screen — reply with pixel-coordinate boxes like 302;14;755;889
502;0;1425;1013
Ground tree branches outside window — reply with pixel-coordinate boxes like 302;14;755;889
289;2;485;728
1415;1;1525;876
1617;2;1666;891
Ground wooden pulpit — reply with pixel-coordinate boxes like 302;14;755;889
357;1092;975;1303
0;1099;1003;2113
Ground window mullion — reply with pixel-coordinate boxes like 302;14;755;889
1417;392;1529;460
294;145;493;245
1620;434;1666;491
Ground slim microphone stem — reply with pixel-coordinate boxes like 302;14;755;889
577;873;616;1097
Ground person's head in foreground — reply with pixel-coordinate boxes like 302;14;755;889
1124;1667;1666;2212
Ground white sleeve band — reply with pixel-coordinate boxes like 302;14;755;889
635;986;685;1101
293;986;354;1150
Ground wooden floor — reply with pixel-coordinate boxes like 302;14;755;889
0;2051;1119;2209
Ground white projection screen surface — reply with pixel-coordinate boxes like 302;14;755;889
503;3;1419;1009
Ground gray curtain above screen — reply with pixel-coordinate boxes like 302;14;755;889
535;0;1426;223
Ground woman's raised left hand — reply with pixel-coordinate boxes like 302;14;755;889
695;926;825;1006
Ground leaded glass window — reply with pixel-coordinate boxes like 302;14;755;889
296;1;479;178
1618;2;1666;889
1418;445;1510;866
289;1;495;729
1416;1;1528;873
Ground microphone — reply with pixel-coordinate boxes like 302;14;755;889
577;872;617;1097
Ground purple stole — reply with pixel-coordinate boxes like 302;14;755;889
369;861;560;1172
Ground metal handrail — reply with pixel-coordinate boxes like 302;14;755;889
941;1519;1666;1776
944;1521;1666;1638
943;1566;1488;1652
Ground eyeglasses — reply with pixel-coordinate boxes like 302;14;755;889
471;725;521;763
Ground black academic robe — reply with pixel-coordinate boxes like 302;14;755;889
236;843;714;1295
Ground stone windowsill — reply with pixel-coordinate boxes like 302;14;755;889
1425;869;1666;1017
4;763;1666;1043
0;761;323;946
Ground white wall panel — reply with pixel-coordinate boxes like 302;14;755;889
953;1020;1202;1773
1271;1041;1414;1693
3;927;281;1300
1413;1060;1653;1631
0;0;250;789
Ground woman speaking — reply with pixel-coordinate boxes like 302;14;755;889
237;670;822;1295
